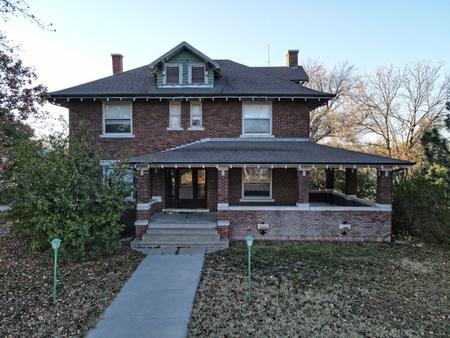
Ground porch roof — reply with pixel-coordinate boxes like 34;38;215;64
129;138;413;168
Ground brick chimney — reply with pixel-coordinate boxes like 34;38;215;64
111;54;123;75
285;50;299;68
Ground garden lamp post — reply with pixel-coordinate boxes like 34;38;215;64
245;235;254;299
50;238;61;304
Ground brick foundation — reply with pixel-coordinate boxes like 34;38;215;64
219;209;391;242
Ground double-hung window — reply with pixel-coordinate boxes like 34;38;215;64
242;167;272;200
103;102;133;137
165;64;182;85
189;101;203;128
242;102;272;136
189;64;206;84
100;160;134;200
168;102;182;130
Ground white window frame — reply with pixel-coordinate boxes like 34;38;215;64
101;101;133;138
241;101;273;137
188;63;208;85
163;63;183;85
167;101;183;130
241;167;273;201
100;160;134;201
189;101;203;130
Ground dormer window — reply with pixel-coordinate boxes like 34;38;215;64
189;64;207;84
165;63;182;85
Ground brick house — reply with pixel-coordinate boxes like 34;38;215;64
49;42;412;248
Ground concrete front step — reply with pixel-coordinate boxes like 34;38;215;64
147;228;219;235
131;238;229;249
148;223;217;229
142;233;221;242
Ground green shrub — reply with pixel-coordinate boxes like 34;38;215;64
393;166;450;244
2;135;132;260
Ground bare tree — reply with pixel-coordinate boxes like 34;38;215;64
0;0;53;30
304;61;362;142
353;62;449;160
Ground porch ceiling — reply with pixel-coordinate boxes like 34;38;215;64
129;138;413;169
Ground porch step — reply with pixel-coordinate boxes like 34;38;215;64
132;211;227;252
147;228;219;235
131;238;229;250
147;223;217;230
143;233;220;242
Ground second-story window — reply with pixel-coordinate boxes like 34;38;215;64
103;101;133;137
242;102;272;136
189;64;206;84
190;101;202;128
168;102;182;129
165;64;181;85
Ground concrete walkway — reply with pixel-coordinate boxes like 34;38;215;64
88;253;204;338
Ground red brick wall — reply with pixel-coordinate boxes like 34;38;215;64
68;99;312;158
217;169;229;203
297;170;310;203
226;168;298;205
134;169;150;203
376;171;393;204
207;168;218;211
219;209;391;242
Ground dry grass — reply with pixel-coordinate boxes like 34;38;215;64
0;232;144;337
188;241;450;337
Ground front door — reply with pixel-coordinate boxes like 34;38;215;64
165;168;207;209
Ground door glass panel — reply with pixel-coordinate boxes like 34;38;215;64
167;169;177;198
198;169;206;199
179;169;193;199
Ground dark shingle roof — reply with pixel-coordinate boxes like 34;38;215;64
254;66;309;82
49;60;332;98
129;138;413;166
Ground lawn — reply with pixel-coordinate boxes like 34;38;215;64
188;241;450;337
0;228;144;337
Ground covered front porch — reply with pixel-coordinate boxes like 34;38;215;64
130;138;412;242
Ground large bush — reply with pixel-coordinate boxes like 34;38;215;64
1;135;132;260
393;165;450;244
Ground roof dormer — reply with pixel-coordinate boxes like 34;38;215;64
149;41;220;88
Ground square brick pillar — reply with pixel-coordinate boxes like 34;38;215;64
376;170;393;204
325;168;335;190
297;169;310;204
217;166;230;239
134;167;152;237
344;168;357;196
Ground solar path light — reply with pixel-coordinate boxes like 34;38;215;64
50;238;61;304
245;235;254;299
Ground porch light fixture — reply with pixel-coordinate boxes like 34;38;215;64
245;235;254;299
50;238;61;304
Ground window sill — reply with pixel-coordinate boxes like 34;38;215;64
166;127;184;131
240;134;274;138
100;134;135;139
188;126;204;131
240;198;275;203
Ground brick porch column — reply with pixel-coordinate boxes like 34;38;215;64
376;170;393;204
134;167;152;237
297;169;310;204
344;168;357;196
325;168;335;190
217;166;230;239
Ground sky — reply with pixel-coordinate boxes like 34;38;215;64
3;0;450;135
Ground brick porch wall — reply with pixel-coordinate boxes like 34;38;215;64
220;210;391;242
